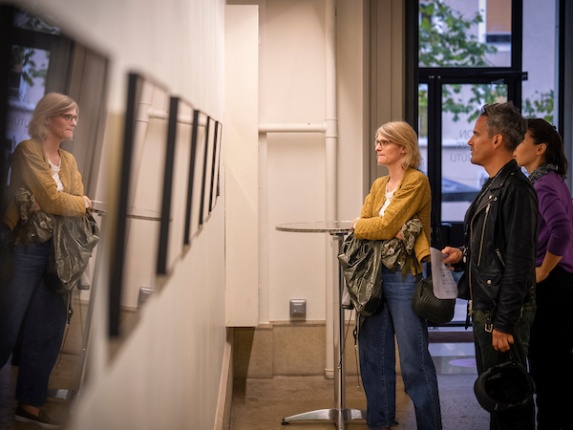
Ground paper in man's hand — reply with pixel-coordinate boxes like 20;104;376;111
430;247;458;299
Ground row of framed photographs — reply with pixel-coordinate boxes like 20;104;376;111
108;72;223;337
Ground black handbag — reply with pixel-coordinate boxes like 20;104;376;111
411;276;455;324
411;208;456;324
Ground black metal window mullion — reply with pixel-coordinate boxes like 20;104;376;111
426;75;442;235
407;0;527;249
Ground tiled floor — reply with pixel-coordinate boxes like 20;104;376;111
0;359;75;430
0;300;85;430
230;330;491;430
1;316;490;430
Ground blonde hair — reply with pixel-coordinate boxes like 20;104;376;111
375;121;421;170
28;92;79;140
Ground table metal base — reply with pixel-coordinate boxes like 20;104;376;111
276;223;363;430
282;407;365;427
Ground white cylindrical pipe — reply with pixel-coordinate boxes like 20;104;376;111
325;0;337;222
258;123;326;133
259;132;270;324
323;0;338;380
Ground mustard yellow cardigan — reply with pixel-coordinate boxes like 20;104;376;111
353;168;431;274
3;138;86;230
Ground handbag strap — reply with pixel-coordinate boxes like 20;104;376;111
430;202;446;251
426;198;444;278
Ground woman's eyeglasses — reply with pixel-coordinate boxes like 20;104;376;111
375;139;394;148
60;114;79;123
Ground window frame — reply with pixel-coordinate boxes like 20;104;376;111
406;0;525;241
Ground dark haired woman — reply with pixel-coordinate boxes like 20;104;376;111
514;118;573;430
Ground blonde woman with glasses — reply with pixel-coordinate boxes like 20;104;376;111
353;121;442;430
0;93;92;429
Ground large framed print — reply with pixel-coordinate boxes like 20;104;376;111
109;72;169;337
200;116;215;224
209;120;223;211
185;109;207;243
156;97;193;275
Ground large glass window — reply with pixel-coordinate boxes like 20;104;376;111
6;10;61;152
409;0;561;325
440;83;508;222
522;0;557;124
419;0;512;68
7;45;50;151
415;0;559;236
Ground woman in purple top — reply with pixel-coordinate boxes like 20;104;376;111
514;118;573;430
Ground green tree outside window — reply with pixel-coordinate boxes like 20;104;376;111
419;0;554;137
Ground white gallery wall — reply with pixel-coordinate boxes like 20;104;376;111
4;0;369;428
224;5;260;327
226;0;366;326
5;0;227;429
5;0;572;428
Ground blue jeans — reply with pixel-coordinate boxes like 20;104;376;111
358;267;442;430
0;238;67;407
472;300;536;430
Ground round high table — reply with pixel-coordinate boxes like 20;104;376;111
275;221;365;429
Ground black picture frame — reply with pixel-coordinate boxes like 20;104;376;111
185;109;207;243
209;120;223;211
157;96;193;274
109;72;170;337
200;116;215;224
183;109;198;245
108;72;140;338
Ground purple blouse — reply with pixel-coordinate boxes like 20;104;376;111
533;171;573;274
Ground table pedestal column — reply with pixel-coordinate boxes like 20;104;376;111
278;226;365;429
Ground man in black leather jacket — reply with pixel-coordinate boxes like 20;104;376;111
442;102;537;430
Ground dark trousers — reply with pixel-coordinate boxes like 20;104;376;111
472;300;536;430
0;239;67;407
529;266;573;430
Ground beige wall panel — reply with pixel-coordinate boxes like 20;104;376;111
225;5;260;326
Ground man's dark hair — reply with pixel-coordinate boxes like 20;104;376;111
480;102;527;152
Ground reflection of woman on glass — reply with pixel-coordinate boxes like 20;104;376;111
513;118;573;430
0;93;91;428
353;121;442;430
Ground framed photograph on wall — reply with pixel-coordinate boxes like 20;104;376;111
156;96;193;275
109;72;170;337
200;116;215;224
209;120;223;211
184;109;207;243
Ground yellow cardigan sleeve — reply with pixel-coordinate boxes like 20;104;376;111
354;169;432;268
7;139;86;220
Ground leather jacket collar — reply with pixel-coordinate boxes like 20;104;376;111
468;159;520;219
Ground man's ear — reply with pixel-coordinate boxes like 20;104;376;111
491;133;504;149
